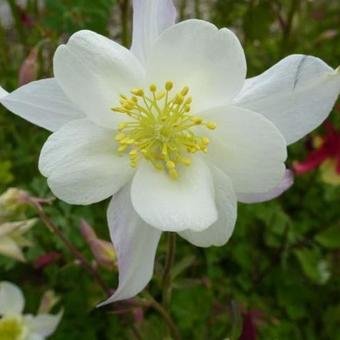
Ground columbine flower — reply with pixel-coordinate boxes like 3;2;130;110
0;281;62;340
294;122;340;185
0;219;36;262
0;0;339;303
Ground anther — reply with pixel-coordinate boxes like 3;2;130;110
115;133;125;141
181;157;192;166
165;81;174;91
206;121;217;130
181;86;189;96
202;137;210;145
149;84;157;93
175;95;184;104
192;117;203;125
129;150;137;158
118;145;128;153
118;122;128;130
166;160;176;169
185;97;192;105
169;169;178;179
131;88;144;96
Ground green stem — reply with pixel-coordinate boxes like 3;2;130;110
162;232;177;309
194;0;201;19
7;0;27;48
30;199;111;297
281;0;300;53
119;0;130;48
0;22;9;68
142;293;181;340
179;0;187;21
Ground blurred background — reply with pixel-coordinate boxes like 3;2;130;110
0;0;339;339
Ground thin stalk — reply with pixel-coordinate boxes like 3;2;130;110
7;0;27;48
162;232;177;308
194;0;201;19
142;294;181;340
0;22;9;68
281;0;300;53
119;0;130;48
179;0;187;21
30;199;111;296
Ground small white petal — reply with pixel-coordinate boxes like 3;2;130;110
179;166;237;247
1;79;84;131
0;86;8;99
39;119;133;205
26;334;44;340
0;281;25;315
238;169;294;203
204;105;287;195
235;55;340;144
147;19;246;112
99;185;161;305
54;30;145;128
24;311;63;338
131;157;218;232
0;236;26;262
131;0;177;65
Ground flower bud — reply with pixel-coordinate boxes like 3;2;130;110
38;290;60;314
80;219;116;270
80;219;97;242
89;239;116;270
19;48;39;86
0;188;30;222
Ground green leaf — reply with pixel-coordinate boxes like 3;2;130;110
315;225;340;249
294;248;330;284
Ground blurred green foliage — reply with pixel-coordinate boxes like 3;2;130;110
0;0;339;339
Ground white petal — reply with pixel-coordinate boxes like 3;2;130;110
235;55;340;144
24;311;62;337
39;119;133;205
131;157;218;232
238;169;294;203
0;236;26;262
179;166;237;247
53;30;145;128
0;79;84;132
0;86;8;99
204;105;287;195
0;281;25;315
98;185;161;305
131;0;177;65
146;19;246;112
26;334;43;340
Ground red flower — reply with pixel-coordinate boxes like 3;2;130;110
293;122;340;184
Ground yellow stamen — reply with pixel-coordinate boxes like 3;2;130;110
165;81;174;91
149;84;157;92
112;81;216;178
131;88;144;96
206;121;217;130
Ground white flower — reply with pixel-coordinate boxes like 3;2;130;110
0;0;339;304
0;219;36;262
0;282;62;340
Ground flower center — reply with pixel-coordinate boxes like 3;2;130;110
0;316;25;340
112;81;216;179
